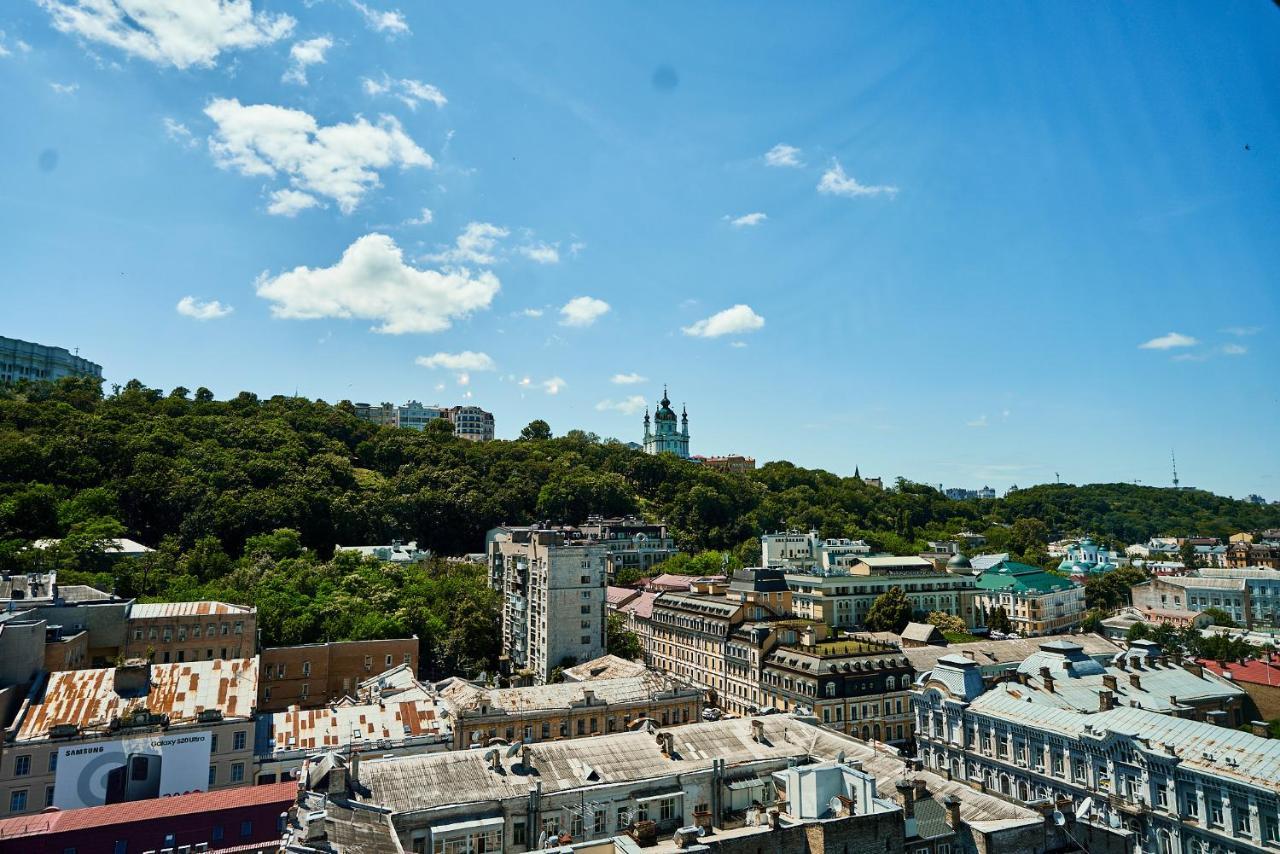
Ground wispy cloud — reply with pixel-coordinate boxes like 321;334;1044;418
404;207;433;226
559;296;610;327
362;73;446;110
520;308;544;318
764;143;802;168
1172;352;1209;363
282;36;332;85
351;1;409;36
966;414;989;429
611;373;647;385
0;30;33;57
1221;325;1260;337
519;243;559;264
596;396;646;415
424;222;508;265
683;304;765;338
176;296;233;320
1138;332;1197;350
1221;343;1247;356
162;117;198;148
415;351;496;372
726;212;767;228
542;376;566;395
49;81;78;95
818;160;898;198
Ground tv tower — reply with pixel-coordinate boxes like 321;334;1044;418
1171;449;1179;489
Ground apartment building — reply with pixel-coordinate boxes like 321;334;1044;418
446;404;495;441
1;658;257;818
122;601;256;663
1199;566;1280;627
438;673;702;749
912;654;1280;854
1131;575;1251;627
971;561;1086;635
1226;541;1280;570
257;637;419;712
760;530;872;572
785;562;977;629
0;335;102;384
489;526;608;683
577;515;678;581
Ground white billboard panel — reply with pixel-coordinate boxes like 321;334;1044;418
53;731;212;810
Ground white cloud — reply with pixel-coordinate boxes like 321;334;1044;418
1222;325;1260;337
204;98;432;214
596;396;646;415
519;243;560;264
966;414;989;429
282;35;332;85
351;1;409;36
404;207;433;226
727;212;767;227
817;160;898;198
425;222;509;265
415;351;496;372
0;30;32;56
1139;332;1197;350
611;373;647;385
49;81;78;94
729;341;747;349
518;377;531;388
520;308;544;318
542;376;566;395
176;295;233;320
569;241;587;257
266;188;320;217
162;117;199;148
255;233;499;334
764;143;802;168
1222;343;1247;356
38;0;294;69
682;304;765;338
1172;352;1209;363
559;296;610;327
362;73;446;110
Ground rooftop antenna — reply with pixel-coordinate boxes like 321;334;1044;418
1171;449;1179;489
1055;472;1060;484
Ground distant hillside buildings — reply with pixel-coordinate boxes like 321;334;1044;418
352;400;495;440
0;335;102;386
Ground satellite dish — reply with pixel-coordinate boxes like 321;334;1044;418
507;742;522;758
1077;797;1094;819
1052;809;1066;826
1108;813;1121;829
829;795;843;816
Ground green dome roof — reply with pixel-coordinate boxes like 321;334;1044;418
947;552;972;569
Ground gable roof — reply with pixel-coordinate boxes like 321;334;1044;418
975;562;1077;594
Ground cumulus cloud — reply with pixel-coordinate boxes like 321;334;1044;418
266;189;320;217
519;243;560;264
542;377;566;395
351;1;409;35
254;233;499;334
425;222;509;265
176;295;233;320
37;0;294;69
764;143;802;168
1139;332;1197;350
282;35;332;85
49;81;78;94
682;304;765;338
404;207;433;226
596;396;646;415
611;373;646;385
204;98;432;214
415;351;496;372
362;73;446;110
817;160;898;198
727;212;767;227
559;296;610;327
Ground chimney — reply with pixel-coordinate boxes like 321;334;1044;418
1043;674;1055;694
1039;666;1051;681
1129;673;1142;690
582;688;596;706
1169;695;1178;708
1182;661;1204;678
114;659;151;697
658;732;675;756
1132;655;1145;671
350;751;361;784
1099;689;1114;711
942;794;962;829
912;779;928;801
1102;674;1118;692
751;719;765;743
1251;721;1271;738
1116;657;1127;672
895;780;915;814
521;744;532;770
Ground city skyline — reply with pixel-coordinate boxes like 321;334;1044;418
2;2;1278;498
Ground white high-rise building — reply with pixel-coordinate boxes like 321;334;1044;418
761;529;872;573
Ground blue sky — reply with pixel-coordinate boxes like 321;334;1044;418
2;2;1277;499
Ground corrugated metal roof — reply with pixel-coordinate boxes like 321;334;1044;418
439;673;694;714
903;634;1121;672
17;658;258;740
267;698;446;753
563;654;648;682
129;601;254;618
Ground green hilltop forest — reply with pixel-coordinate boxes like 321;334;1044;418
2;377;1277;675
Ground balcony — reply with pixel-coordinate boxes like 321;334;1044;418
1109;794;1148;816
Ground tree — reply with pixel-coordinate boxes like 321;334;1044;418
1125;622;1150;642
1202;607;1237;628
864;586;914;633
520;419;552;441
607;612;644;661
1079;609;1106;634
987;605;1013;633
1179;540;1200;570
927;611;966;635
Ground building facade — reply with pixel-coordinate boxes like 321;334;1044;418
971;561;1085;636
578;515;678;581
642;387;689;458
785;560;977;629
257;637;419;712
446;405;495;441
693;454;756;472
0;336;102;385
123;600;256;663
761;530;873;572
489;526;608;683
1131;576;1252;627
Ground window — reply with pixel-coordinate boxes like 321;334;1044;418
13;755;30;776
581;605;592;614
230;763;245;783
234;621;243;634
233;730;247;750
542;722;551;739
208;765;218;785
364;655;373;670
581;635;591;645
212;824;225;841
1210;801;1224;827
264;687;272;703
302;682;310;699
8;791;26;813
403;653;412;665
385;654;393;667
1184;797;1198;819
113;842;127;854
617;806;629;829
211;733;219;752
513;821;526;846
240;820;253;837
659;797;677;822
221;623;229;636
44;786;55;808
1236;809;1251;834
302;660;311;676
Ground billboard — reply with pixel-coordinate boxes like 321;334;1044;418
53;731;212;810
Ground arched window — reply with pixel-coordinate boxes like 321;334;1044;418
885;676;896;690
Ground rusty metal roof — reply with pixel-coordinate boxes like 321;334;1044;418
128;600;254;619
267;698;447;753
17;658;258;741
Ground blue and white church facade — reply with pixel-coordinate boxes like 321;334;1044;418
642;387;690;458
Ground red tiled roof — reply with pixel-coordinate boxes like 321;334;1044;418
0;782;296;838
1196;655;1280;687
